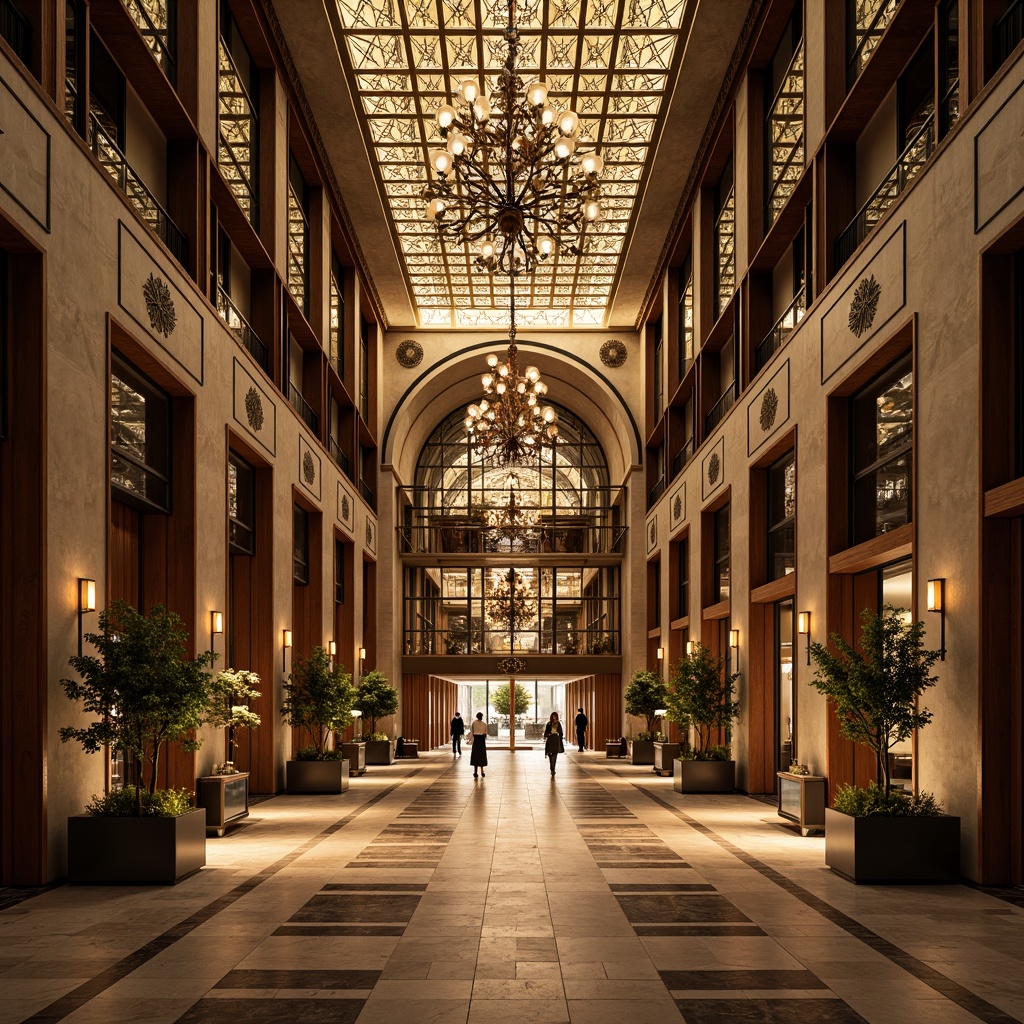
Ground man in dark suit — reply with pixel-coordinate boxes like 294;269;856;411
574;708;588;752
450;712;465;756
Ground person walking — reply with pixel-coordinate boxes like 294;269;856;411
574;707;588;752
544;711;565;775
470;712;488;778
450;711;465;756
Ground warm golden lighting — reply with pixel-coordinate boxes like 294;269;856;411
211;610;223;635
797;611;810;635
328;641;337;657
283;630;292;648
79;578;96;613
927;578;944;612
730;629;739;648
656;647;664;661
359;647;366;661
685;640;695;656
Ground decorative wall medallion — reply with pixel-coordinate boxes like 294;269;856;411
244;387;264;431
396;339;423;368
649;520;657;547
342;494;350;521
708;452;721;485
759;387;779;433
848;274;881;338
302;450;316;485
142;273;176;338
599;340;627;368
366;521;373;546
673;493;682;521
497;657;527;675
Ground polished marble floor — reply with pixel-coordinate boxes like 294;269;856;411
2;751;1023;1024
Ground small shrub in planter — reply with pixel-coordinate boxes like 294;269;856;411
206;668;261;773
624;670;669;735
355;669;399;737
281;646;355;759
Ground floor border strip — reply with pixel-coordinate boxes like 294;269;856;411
633;784;1019;1024
24;770;428;1024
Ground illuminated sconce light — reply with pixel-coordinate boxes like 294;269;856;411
685;639;695;656
656;646;664;661
78;578;96;658
729;628;740;671
283;629;292;671
211;610;223;654
328;640;337;658
926;578;946;661
359;646;367;661
797;610;811;665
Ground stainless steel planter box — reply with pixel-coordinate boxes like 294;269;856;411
630;739;654;765
653;742;681;773
825;808;960;883
364;739;395;765
286;759;350;793
341;742;366;773
67;808;206;884
672;759;736;793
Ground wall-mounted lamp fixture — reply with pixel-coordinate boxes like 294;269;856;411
797;610;811;665
685;639;695;656
210;610;223;655
328;640;337;658
283;629;292;671
926;578;946;661
359;646;366;662
78;578;96;658
729;628;740;671
656;646;664;661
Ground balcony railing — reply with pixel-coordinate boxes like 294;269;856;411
122;0;176;84
848;0;901;88
359;479;375;508
671;436;695;476
398;519;627;557
217;286;268;372
647;477;665;508
995;0;1024;69
287;381;319;435
705;379;738;435
329;437;350;476
756;286;806;372
834;113;934;272
0;0;30;63
89;113;188;266
403;619;621;658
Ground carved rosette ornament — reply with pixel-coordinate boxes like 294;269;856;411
142;273;176;338
673;494;682;521
396;339;424;368
302;451;316;485
708;452;721;486
599;340;627;368
759;387;779;433
848;274;882;338
244;387;264;431
341;494;350;522
366;521;373;546
649;521;657;547
497;657;527;675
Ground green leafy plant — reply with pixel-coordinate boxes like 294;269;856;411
207;668;262;768
633;730;666;742
624;669;669;734
833;781;943;817
680;743;731;762
60;600;217;816
366;731;390;742
355;669;399;737
490;682;532;719
809;606;941;799
85;786;194;818
281;646;355;759
666;643;740;758
295;744;345;762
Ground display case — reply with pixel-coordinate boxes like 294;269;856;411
777;771;826;835
197;772;250;837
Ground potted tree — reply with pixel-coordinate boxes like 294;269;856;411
624;669;668;765
59;600;215;884
282;646;355;793
810;606;957;883
356;669;399;765
491;682;532;738
667;642;740;793
198;669;261;835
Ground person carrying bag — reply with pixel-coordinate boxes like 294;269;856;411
544;712;565;776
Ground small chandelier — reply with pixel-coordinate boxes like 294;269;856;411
486;567;537;635
485;473;541;532
464;280;558;466
423;0;603;277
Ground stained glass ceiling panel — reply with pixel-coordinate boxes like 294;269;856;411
333;0;689;327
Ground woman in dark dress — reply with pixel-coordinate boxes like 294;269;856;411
544;712;565;775
470;711;488;778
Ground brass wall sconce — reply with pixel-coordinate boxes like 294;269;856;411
328;640;337;659
729;628;740;670
685;639;695;656
211;610;223;655
283;629;292;671
656;646;664;661
927;578;946;661
78;577;96;657
797;610;811;665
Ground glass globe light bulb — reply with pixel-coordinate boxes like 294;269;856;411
459;79;480;103
498;364;509;377
468;404;480;418
581;151;604;176
527;81;549;107
436;103;457;129
558;109;579;135
584;199;602;221
481;373;494;389
426;197;446;220
473;96;491;121
525;365;540;382
429;149;453;174
554;136;575;160
537;234;555;256
480;239;496;260
540;104;557;126
496;381;506;394
486;353;499;368
517;381;526;394
542;406;555;422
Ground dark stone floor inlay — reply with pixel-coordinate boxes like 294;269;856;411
273;924;407;936
617;893;752;923
635;924;767;936
675;998;865;1024
661;969;828;991
176;998;364;1023
215;969;380;989
288;893;421;923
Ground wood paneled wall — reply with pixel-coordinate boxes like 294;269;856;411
565;674;621;748
291;494;323;753
402;674;457;750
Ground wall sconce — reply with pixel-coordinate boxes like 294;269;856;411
656;646;664;661
729;628;740;670
359;646;366;662
283;629;292;671
797;610;811;665
78;578;96;658
210;610;223;655
685;639;695;656
328;640;337;659
926;578;946;661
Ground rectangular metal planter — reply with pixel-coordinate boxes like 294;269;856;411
653;742;681;774
196;772;250;836
364;739;395;765
630;739;655;765
286;759;350;793
824;808;961;883
777;772;826;835
673;758;736;793
67;808;206;885
341;742;366;774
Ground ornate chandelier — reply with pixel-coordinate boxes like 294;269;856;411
464;278;558;466
486;567;537;636
485;472;541;532
423;0;604;277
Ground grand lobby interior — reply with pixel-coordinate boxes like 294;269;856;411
2;0;1024;1021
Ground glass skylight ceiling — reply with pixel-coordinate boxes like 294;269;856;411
332;0;689;328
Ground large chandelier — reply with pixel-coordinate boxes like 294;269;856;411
486;567;537;637
464;279;558;466
423;0;604;277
